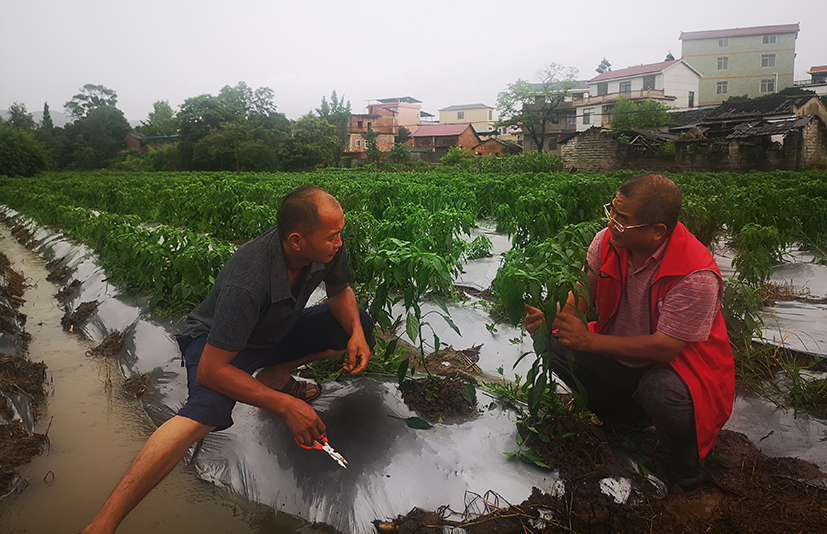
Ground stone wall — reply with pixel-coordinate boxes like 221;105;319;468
562;125;827;172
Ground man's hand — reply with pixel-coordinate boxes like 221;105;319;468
551;312;595;352
343;330;371;374
523;304;545;337
279;396;326;446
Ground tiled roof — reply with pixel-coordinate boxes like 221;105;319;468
705;95;816;120
590;60;683;82
726;116;814;139
412;124;474;137
808;65;827;74
439;103;493;111
679;23;800;41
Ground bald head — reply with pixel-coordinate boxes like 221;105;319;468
277;185;341;241
618;173;682;235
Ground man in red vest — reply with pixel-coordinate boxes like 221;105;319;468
525;173;734;491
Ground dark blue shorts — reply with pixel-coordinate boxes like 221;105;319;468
176;304;374;431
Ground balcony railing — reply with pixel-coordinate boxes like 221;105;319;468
573;89;674;107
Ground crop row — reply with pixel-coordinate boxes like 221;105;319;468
1;170;826;315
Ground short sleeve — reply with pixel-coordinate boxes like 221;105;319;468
657;270;723;343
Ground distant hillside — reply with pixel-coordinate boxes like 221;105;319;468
1;109;72;128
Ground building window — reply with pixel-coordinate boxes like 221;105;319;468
548;137;558;150
551;113;559;124
716;81;728;95
717;56;728;70
619;81;631;93
718;37;729;47
357;120;363;128
488;110;492;120
761;79;775;93
762;34;776;44
642;75;656;90
688;91;695;108
583;109;592;125
565;115;576;129
457;111;464;120
367;122;372;130
762;54;776;67
355;140;361;148
597;82;608;96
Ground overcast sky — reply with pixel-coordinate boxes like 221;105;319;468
2;1;825;124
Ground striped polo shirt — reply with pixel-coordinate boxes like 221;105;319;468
586;228;722;367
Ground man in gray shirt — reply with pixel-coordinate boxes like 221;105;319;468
84;186;373;534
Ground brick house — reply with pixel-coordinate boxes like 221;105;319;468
345;106;398;156
366;97;435;132
409;123;481;153
473;138;522;157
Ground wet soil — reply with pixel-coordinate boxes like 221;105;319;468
0;252;49;496
387;408;827;533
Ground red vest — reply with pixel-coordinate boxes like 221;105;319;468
593;222;735;457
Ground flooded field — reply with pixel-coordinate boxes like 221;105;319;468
0;226;307;534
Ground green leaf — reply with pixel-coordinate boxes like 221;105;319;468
397;358;410;386
406;311;420;344
389;415;433;429
461;383;476;405
518;450;550;469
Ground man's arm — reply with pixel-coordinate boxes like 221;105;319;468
326;283;371;374
524;288;591;337
551;312;686;363
196;344;326;444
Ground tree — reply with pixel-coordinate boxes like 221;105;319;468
316;90;351;164
497;63;578;152
387;142;411;164
65;84;118;120
193;121;243;173
67;105;131;169
0;123;51;176
278;114;339;171
609;96;672;130
40;102;54;130
395;126;412;144
363;127;382;165
141;101;178;137
7;102;37;132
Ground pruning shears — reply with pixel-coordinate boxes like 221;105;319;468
295;435;349;469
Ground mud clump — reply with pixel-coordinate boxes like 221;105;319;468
399;371;478;424
123;374;149;398
0;421;49;495
86;331;126;358
55;280;81;304
45;258;69;283
61;300;98;334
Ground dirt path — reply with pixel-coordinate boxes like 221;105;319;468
0;225;304;534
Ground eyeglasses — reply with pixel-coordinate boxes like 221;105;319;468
603;203;651;233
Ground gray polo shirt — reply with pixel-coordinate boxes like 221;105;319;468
181;225;351;352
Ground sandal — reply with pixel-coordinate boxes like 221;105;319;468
279;376;322;402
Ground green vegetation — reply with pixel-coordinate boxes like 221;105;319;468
1;169;826;419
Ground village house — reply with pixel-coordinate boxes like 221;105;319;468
794;65;827;96
572;59;701;131
408;123;481;159
680;23;800;106
438;104;496;135
561;95;827;172
345;106;398;156
365;97;435;133
473;138;522;157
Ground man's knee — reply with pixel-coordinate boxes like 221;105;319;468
634;364;694;425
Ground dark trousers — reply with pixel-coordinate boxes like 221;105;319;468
542;336;702;486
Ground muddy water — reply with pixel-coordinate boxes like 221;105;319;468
0;227;305;533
